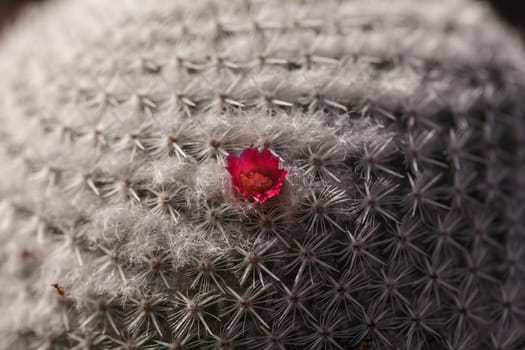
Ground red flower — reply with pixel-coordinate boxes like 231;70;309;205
226;147;287;203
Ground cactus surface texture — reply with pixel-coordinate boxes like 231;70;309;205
0;0;524;349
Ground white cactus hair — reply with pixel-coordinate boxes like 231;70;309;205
0;0;524;348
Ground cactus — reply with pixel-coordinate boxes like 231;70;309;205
0;0;524;349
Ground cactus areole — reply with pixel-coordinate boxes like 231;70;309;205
226;147;287;203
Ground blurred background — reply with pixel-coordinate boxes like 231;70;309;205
0;0;523;37
488;0;524;37
0;0;43;33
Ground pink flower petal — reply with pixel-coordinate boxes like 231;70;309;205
225;147;287;203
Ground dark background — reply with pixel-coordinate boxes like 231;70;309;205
0;0;43;33
0;0;523;36
488;0;525;36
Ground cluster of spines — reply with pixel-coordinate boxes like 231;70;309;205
10;97;525;349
